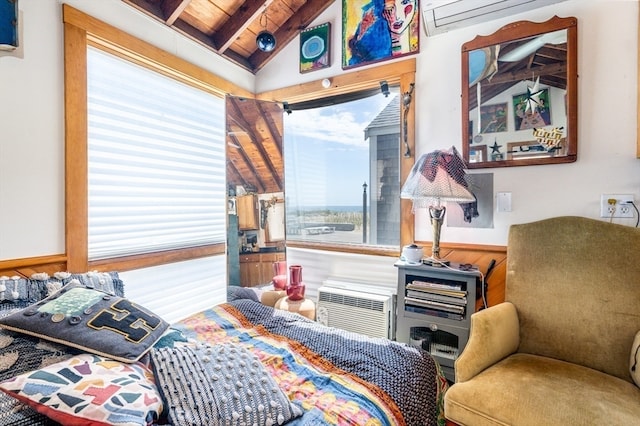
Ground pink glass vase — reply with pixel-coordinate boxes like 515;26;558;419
286;264;305;301
272;261;287;290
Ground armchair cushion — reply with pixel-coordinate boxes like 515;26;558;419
445;353;640;426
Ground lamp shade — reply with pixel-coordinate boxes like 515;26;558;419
401;146;474;208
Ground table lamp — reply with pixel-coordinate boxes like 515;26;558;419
400;146;475;266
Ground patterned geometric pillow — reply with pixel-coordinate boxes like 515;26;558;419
0;353;162;426
149;343;303;425
0;282;168;363
0;319;78;426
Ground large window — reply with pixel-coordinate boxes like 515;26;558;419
63;4;251;272
258;58;417;254
284;89;400;247
86;48;226;260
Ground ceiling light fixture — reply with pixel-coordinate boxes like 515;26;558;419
256;8;276;53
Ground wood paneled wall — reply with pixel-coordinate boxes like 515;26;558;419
0;255;68;279
0;242;508;312
416;241;508;311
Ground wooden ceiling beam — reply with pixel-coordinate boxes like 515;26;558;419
231;121;274;191
481;63;567;86
122;0;164;21
227;100;269;193
257;102;282;158
249;0;334;72
160;0;191;25
213;0;275;54
255;103;283;191
122;0;335;74
226;154;249;189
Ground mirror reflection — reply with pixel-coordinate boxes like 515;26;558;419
462;16;577;168
225;96;285;287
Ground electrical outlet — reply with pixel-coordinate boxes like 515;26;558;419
600;194;635;218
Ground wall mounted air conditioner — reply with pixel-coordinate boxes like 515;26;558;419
422;0;567;36
317;280;396;340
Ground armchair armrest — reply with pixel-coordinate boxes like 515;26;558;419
455;302;520;382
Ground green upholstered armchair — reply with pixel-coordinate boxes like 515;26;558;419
444;216;640;425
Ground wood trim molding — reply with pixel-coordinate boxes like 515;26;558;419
64;21;89;273
89;243;225;272
0;254;68;278
62;5;252;99
256;58;416;104
0;254;67;271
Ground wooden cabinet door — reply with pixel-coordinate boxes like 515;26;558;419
237;195;259;230
239;254;261;287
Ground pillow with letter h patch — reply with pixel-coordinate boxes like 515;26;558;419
0;282;168;363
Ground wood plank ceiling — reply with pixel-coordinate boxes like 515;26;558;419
122;0;335;74
226;96;284;194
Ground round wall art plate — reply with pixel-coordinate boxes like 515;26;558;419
301;35;325;60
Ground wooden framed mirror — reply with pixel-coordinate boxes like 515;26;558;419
461;16;578;168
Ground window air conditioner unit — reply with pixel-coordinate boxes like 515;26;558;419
422;0;567;36
317;280;396;340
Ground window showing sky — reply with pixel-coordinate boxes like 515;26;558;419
284;91;397;208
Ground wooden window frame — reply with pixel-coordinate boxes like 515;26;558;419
257;58;417;257
63;5;251;272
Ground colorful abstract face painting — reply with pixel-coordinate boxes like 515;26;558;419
342;0;419;69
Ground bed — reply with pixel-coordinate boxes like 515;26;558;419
0;273;448;426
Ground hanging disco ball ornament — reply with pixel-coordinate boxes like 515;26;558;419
256;9;276;53
256;31;276;52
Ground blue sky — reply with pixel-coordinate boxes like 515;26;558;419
284;92;396;208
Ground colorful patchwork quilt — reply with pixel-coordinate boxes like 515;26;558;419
172;299;448;426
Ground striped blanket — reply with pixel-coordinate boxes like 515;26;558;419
173;299;448;426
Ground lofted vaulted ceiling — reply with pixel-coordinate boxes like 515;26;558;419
122;0;335;74
226;97;284;194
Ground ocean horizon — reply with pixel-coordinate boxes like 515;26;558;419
291;205;363;213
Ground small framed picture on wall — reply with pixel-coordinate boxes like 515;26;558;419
0;0;18;51
300;22;330;73
341;0;419;69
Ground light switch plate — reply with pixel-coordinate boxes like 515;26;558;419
497;192;512;212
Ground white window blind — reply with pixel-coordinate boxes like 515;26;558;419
87;47;226;260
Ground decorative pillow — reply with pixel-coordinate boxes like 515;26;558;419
0;322;81;426
152;328;188;349
227;285;261;303
0;282;168;363
149;343;303;426
0;353;162;426
0;271;124;310
630;330;640;387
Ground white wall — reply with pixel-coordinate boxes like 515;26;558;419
0;0;255;261
258;0;640;247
